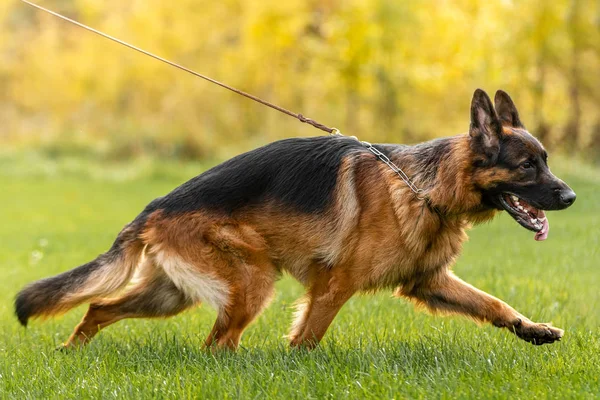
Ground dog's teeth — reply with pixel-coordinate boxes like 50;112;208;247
511;195;518;202
518;205;524;210
530;218;537;224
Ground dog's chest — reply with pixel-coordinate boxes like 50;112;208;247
366;220;468;288
413;222;467;271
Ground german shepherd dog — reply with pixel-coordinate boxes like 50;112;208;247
15;89;576;350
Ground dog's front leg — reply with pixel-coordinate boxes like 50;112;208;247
397;271;564;345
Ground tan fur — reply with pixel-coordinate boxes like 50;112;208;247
40;229;146;321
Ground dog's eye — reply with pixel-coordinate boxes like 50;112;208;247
521;161;534;169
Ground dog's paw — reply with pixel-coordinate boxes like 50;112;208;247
512;319;564;345
56;341;84;351
55;343;70;352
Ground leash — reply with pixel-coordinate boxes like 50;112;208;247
20;0;426;200
19;0;336;135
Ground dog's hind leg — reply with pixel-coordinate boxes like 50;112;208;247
288;268;355;349
204;273;275;351
62;259;193;349
202;267;276;351
398;270;564;345
202;223;277;351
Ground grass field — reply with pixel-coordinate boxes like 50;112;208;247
0;153;598;399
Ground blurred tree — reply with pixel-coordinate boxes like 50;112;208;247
0;0;598;159
564;0;583;149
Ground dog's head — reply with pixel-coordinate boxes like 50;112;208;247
468;89;575;241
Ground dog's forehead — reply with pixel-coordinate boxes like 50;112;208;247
502;127;545;157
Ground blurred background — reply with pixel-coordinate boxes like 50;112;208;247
1;0;599;162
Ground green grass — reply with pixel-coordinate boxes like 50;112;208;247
0;153;599;399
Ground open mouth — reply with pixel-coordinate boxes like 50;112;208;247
498;193;550;241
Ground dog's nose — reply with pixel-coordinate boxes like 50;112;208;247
559;189;576;207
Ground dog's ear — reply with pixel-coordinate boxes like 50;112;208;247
494;90;524;129
469;88;502;164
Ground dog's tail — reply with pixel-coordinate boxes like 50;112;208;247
15;221;146;326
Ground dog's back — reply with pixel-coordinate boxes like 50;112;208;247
145;135;363;214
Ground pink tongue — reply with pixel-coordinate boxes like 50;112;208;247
534;214;549;241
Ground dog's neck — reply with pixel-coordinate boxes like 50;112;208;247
383;134;496;222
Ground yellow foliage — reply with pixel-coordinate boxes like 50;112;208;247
1;0;599;159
